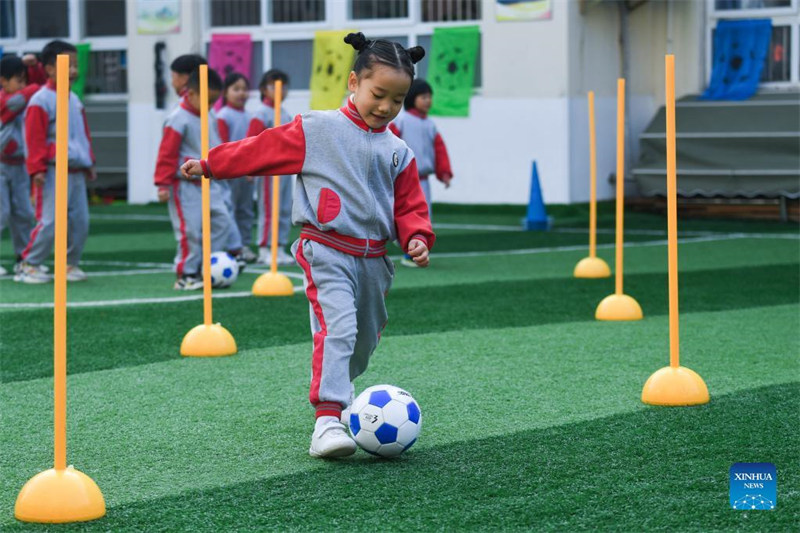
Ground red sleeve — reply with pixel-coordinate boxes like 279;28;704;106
26;64;48;86
81;108;95;165
388;122;401;137
217;118;230;143
246;117;265;137
433;133;452;181
25;105;51;176
205;115;305;180
0;84;40;124
154;126;182;187
394;158;435;251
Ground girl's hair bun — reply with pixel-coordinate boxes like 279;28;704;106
406;46;425;64
344;32;370;52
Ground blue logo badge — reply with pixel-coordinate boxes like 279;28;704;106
730;463;776;510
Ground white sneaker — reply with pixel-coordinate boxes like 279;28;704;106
257;246;270;265
15;263;51;284
276;247;295;266
66;265;88;282
309;416;357;458
400;256;419;268
0;265;7;276
240;247;257;263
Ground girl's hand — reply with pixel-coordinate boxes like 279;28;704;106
157;187;170;202
32;172;45;186
407;239;429;268
441;173;452;189
181;159;204;179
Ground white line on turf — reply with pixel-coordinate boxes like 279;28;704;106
91;214;171;222
0;285;306;310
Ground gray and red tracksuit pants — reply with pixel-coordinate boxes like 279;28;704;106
292;228;394;418
0;161;34;258
257;174;292;248
166;179;237;276
22;166;89;266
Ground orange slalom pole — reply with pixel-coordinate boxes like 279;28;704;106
200;65;212;325
614;79;625;295
665;56;680;369
15;54;105;524
270;79;283;275
53;53;69;472
588;91;598;258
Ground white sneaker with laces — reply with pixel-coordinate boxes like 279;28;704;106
309;416;357;458
257;246;270;265
15;263;51;284
240;247;257;263
66;265;88;282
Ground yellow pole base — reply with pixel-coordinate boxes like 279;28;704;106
574;256;611;278
15;466;105;523
252;272;295;297
595;293;643;321
181;323;237;357
642;365;710;406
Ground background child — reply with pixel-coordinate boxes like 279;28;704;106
390;79;452;267
181;32;433;459
18;40;95;284
170;54;207;98
0;55;39;277
217;72;256;263
154;67;238;290
247;69;294;266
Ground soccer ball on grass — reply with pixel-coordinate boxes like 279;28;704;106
349;384;422;457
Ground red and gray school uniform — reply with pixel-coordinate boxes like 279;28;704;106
217;103;255;247
389;109;452;215
22;80;93;267
200;97;435;417
247;97;293;248
0;83;39;257
153;98;238;276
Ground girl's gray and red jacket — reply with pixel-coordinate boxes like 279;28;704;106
154;98;221;189
389;109;452;181
246;97;292;136
0;83;40;165
24;79;95;175
216;103;250;143
200;98;435;256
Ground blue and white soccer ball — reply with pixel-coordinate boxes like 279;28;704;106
209;251;239;288
349;384;422;457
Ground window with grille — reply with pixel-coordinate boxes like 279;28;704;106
714;0;791;11
270;40;313;89
761;25;791;82
210;0;261;27
0;0;15;39
351;0;408;20
270;0;325;23
421;0;481;22
26;0;69;38
85;50;127;95
84;0;126;37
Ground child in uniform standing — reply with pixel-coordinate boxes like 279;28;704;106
18;40;96;284
154;67;238;290
0;55;39;277
389;79;452;267
247;69;295;266
217;73;257;263
182;33;433;458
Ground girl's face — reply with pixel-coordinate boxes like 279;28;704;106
226;78;249;108
414;92;432;114
348;64;411;130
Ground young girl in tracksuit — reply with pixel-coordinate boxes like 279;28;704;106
182;33;433;458
247;69;295;266
217;72;257;262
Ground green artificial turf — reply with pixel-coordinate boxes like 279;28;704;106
0;203;797;531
